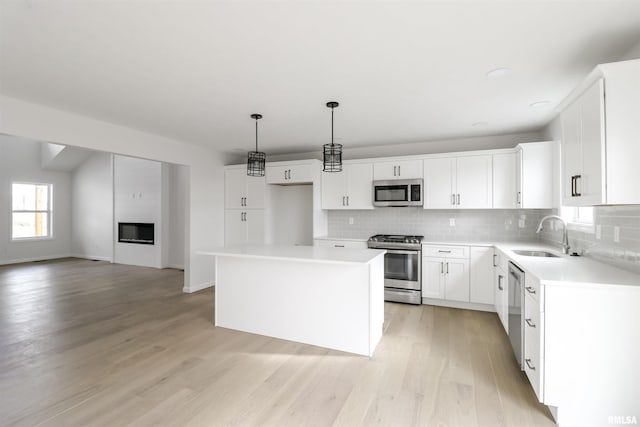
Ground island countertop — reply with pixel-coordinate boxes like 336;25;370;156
199;245;386;265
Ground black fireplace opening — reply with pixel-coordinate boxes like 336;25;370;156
118;222;155;245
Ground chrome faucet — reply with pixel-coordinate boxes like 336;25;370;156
536;215;570;254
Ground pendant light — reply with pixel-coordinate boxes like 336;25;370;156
247;113;266;177
323;101;342;172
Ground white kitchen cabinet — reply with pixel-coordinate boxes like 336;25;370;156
561;79;605;206
314;238;367;249
373;159;423;180
266;163;314;184
516;141;557;209
492;152;517;209
225;167;265;209
422;245;470;302
423;155;492;209
469;246;494;305
224;209;264;246
321;162;373;210
560;59;640;205
523;274;544;402
493;249;508;333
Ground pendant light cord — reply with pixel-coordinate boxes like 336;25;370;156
255;118;258;152
331;106;334;148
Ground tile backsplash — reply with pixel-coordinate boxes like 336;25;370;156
540;206;640;274
328;209;554;242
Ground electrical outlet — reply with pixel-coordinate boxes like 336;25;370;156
449;218;455;227
518;219;526;228
614;226;620;243
348;217;354;225
596;224;602;240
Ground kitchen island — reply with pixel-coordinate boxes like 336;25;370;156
200;245;386;356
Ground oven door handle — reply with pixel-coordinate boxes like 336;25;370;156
385;249;419;255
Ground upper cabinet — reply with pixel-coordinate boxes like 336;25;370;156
560;59;640;205
492;152;517;209
424;155;492;209
266;162;314;185
517;142;557;209
321;162;374;210
561;79;605;206
224;167;265;209
373;159;423;180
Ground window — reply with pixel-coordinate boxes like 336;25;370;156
560;206;594;232
11;182;53;240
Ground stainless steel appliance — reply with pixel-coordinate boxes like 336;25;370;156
508;261;525;368
367;234;423;304
372;179;423;207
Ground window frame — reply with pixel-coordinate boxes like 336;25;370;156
10;181;54;241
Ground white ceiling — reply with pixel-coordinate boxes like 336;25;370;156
1;1;640;156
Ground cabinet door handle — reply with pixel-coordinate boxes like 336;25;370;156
451;194;456;205
456;194;460;205
498;275;504;290
398;165;401;176
575;174;582;197
525;318;536;328
525;286;536;294
517;191;521;205
441;262;444;274
393;166;397;176
525;358;536;371
346;196;349;206
334;244;345;248
284;170;287;180
571;175;576;197
438;250;451;253
342;196;345;206
446;262;449;274
493;254;498;267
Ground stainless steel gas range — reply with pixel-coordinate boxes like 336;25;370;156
367;234;423;305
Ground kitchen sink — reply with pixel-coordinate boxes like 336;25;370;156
512;249;559;258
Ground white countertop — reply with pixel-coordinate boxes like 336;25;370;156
313;236;369;242
199;245;386;265
494;242;640;288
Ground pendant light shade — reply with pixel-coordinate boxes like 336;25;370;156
247;113;266;177
323;101;342;172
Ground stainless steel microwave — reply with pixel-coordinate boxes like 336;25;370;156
372;179;423;207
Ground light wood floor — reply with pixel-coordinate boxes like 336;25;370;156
0;258;555;427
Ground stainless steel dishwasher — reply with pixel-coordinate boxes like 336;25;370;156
508;261;525;369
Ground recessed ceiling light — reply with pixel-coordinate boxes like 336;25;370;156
472;122;488;127
529;100;550;109
486;68;511;78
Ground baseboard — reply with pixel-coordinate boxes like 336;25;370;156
70;253;112;262
183;281;214;293
0;253;73;266
421;297;496;313
165;263;185;270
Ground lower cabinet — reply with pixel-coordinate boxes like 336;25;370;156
469;246;494;304
523;274;544;401
493;249;508;332
224;209;264;246
313;239;367;249
422;245;470;302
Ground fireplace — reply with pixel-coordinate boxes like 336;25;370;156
118;222;154;245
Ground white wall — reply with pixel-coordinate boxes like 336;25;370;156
251;131;543;164
0;135;72;264
167;163;188;269
266;185;313;246
620;38;640;60
71;151;113;261
0;94;227;292
113;155;165;268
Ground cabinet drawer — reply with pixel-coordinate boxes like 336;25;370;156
524;291;544;402
314;239;367;249
493;249;509;272
524;275;542;305
422;245;469;259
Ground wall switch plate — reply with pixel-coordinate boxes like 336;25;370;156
449;218;455;227
596;224;602;240
614;226;620;243
348;217;354;225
